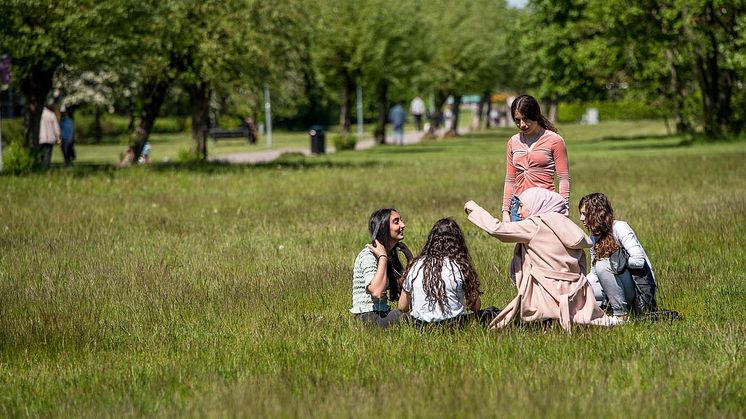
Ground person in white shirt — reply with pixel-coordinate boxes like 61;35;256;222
398;218;482;326
39;104;60;170
579;193;657;320
410;96;426;132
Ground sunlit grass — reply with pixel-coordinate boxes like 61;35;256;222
1;120;745;417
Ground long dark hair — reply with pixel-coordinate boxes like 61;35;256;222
579;193;619;262
368;208;404;301
401;218;480;314
510;94;557;132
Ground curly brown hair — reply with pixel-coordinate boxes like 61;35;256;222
400;218;481;314
579;193;619;262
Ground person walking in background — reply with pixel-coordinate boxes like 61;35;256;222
59;106;75;166
388;103;406;145
39;103;60;170
410;96;426;132
502;94;570;223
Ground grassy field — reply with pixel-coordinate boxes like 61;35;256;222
1;120;744;417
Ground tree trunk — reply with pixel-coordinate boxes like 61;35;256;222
190;82;211;160
132;78;170;160
20;65;56;154
445;95;461;137
476;90;489;130
543;97;558;124
664;50;691;134
486;97;494;128
93;105;102;143
693;1;733;136
374;80;388;144
338;73;354;136
424;91;448;139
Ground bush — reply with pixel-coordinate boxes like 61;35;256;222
332;134;356;151
1;118;25;146
176;147;202;163
557;99;666;123
2;142;36;174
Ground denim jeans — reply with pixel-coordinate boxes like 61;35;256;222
587;258;636;316
510;195;521;222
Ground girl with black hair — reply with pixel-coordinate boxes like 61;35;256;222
350;208;413;328
397;218;484;327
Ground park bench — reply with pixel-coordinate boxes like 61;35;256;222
209;127;255;143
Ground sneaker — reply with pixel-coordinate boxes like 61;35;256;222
608;315;627;326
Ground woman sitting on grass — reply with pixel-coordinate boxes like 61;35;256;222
397;218;485;327
465;187;616;331
579;193;658;321
350;208;414;328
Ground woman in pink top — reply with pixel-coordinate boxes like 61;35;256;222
502;95;570;222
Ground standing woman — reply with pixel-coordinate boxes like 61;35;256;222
350;208;414;328
579;193;657;320
502;95;570;222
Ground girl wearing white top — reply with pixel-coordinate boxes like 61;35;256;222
398;218;482;326
579;193;657;320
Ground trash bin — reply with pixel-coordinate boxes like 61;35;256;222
309;125;326;154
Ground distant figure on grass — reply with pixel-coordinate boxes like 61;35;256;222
388;103;406;145
579;193;667;321
398;218;499;328
39;103;60;170
59;106;76;166
242;116;258;144
116;141;152;168
502;94;570;223
350;208;414;328
465;188;617;331
410;96;426;132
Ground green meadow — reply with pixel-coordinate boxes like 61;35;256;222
1;121;744;417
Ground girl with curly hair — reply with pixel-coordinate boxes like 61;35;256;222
397;218;483;326
579;193;657;320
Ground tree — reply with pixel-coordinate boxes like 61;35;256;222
0;0;130;163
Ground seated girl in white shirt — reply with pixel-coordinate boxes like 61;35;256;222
579;193;657;320
397;218;484;326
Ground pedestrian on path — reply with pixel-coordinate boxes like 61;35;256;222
410;96;426;132
59;106;76;166
39;103;60;170
388;103;406;145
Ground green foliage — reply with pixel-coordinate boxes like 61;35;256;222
0;118;25;146
176;147;203;163
1;141;36;174
557;99;667;123
331;133;356;151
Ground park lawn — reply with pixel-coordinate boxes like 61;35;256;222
47;110;477;165
1;120;744;417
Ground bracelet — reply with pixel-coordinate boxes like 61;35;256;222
377;255;388;261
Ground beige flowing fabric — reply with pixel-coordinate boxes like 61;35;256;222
466;202;610;332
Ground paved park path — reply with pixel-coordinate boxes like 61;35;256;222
208;129;445;164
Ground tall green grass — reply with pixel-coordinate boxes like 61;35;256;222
1;121;744;417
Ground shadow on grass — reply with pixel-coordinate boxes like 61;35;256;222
5;156;389;178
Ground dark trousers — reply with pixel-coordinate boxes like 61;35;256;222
413;114;423;131
355;309;403;329
40;143;54;170
61;141;76;165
